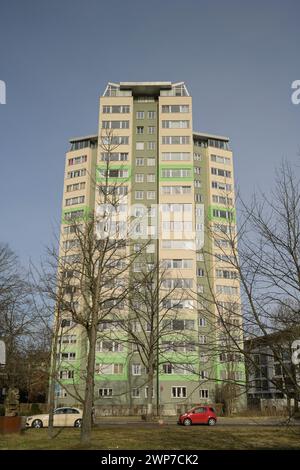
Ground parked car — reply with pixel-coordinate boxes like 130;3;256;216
26;407;82;428
178;405;217;426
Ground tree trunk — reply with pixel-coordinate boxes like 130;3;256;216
48;313;61;438
80;325;97;445
294;395;299;413
146;365;154;421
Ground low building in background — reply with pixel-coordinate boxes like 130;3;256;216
245;330;300;412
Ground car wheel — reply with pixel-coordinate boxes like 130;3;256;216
32;419;43;428
183;418;192;426
74;418;82;428
208;418;216;426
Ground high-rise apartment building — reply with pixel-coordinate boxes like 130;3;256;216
56;82;245;414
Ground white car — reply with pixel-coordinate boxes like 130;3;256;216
26;407;83;428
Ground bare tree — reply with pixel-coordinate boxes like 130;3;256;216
115;257;192;419
198;160;300;413
0;244;42;414
43;129;148;444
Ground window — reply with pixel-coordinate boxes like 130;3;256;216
136;157;144;166
61;335;77;344
96;363;124;374
211;154;231;165
216;269;238;279
197;268;205;277
103;105;130;113
70;139;97;150
147;158;155;166
147;141;156;150
145;387;154;398
68;155;87;166
211;168;231;178
171;387;186;398
102;136;129;146
162;136;190;145
147;191;156;200
136;142;144;150
163;317;194;329
199;336;207;345
101;152;128;162
200;353;208;363
135;191;144;200
212;181;232;191
148;111;156;119
96;341;123;352
162;240;194;249
56;387;67;398
64;210;85;221
162;221;193;232
216;285;238;295
208;139;229;150
99;388;113;398
162;278;193;289
194;153;202;161
132;364;142;375
99;169;128;178
61;352;76;361
199;317;206;327
212;195;233;205
132;388;140;398
99;185;128;196
200;370;208;379
161;169;192;178
59;370;74;379
161;152;191;161
65;196;85;206
67;169;86;179
199;389;209;399
148;126;155;134
162;105;189;113
162;120;189;129
102;120;129;129
135;173;144;183
161;185;192;195
66;182;86;192
163;363;173;374
147;174;155;183
136;111;144;119
212;209;234;220
162;259;193;269
136;126;144;134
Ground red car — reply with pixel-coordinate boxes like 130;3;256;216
178;405;217;426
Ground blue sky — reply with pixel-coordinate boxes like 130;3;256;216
0;0;299;264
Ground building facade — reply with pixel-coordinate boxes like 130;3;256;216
245;333;300;412
56;82;245;415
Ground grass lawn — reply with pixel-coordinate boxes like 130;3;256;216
1;425;300;450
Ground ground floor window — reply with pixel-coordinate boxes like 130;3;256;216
132;388;140;398
199;389;209;399
99;388;113;398
171;386;186;398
